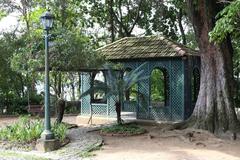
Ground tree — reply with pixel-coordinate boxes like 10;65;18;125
0;33;30;114
186;0;239;135
0;0;106;116
151;1;179;41
0;0;46;106
91;0;152;39
81;63;147;124
209;0;240;120
209;1;240;43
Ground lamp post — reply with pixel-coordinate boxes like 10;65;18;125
40;10;54;140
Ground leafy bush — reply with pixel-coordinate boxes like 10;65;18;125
65;101;81;114
0;93;44;115
0;116;67;143
0;96;29;115
52;123;68;142
0;116;43;143
101;124;146;135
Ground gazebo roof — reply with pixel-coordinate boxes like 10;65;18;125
97;36;199;60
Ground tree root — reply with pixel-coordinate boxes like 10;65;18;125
161;117;240;140
160;118;196;131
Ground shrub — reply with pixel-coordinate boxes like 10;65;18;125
52;123;68;142
65;101;81;114
0;116;67;143
0;116;43;143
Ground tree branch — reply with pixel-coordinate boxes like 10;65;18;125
129;0;143;34
178;8;186;45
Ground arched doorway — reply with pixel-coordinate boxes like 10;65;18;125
150;68;169;107
91;71;106;104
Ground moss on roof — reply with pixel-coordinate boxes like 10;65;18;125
97;36;199;60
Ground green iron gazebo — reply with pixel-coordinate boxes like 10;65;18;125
80;36;200;121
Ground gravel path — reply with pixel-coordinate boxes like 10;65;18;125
51;127;103;160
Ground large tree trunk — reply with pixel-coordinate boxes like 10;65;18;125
187;0;239;134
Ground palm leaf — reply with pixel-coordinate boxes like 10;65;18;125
80;80;109;99
80;62;149;111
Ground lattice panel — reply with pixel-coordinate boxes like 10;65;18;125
123;62;143;116
150;60;169;70
149;107;171;121
91;104;108;116
124;62;138;71
137;62;150;120
170;60;184;121
81;73;91;115
108;96;117;117
123;101;137;112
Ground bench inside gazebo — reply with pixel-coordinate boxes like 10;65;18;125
79;36;200;122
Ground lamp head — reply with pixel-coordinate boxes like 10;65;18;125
40;10;54;30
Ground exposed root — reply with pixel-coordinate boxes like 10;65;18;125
175;117;240;140
160;118;196;132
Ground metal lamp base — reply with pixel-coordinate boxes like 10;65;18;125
41;129;54;140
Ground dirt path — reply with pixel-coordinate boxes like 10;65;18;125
92;125;240;160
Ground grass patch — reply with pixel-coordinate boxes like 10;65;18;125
78;143;102;158
79;150;96;158
0;150;49;160
0;116;68;144
101;123;146;136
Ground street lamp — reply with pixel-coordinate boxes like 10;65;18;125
40;10;54;140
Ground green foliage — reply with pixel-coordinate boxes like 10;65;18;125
0;33;27;114
101;123;145;135
0;150;49;160
210;0;240;43
151;3;178;41
50;29;104;70
80;63;148;124
150;69;165;102
65;101;80;114
0;10;6;20
79;150;95;158
81;63;148;103
52;123;68;142
0;0;106;116
1;96;28;115
0;116;67;143
78;143;101;158
208;1;240;107
129;83;138;101
0;116;43;143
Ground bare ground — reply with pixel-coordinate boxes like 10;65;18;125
92;124;240;160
